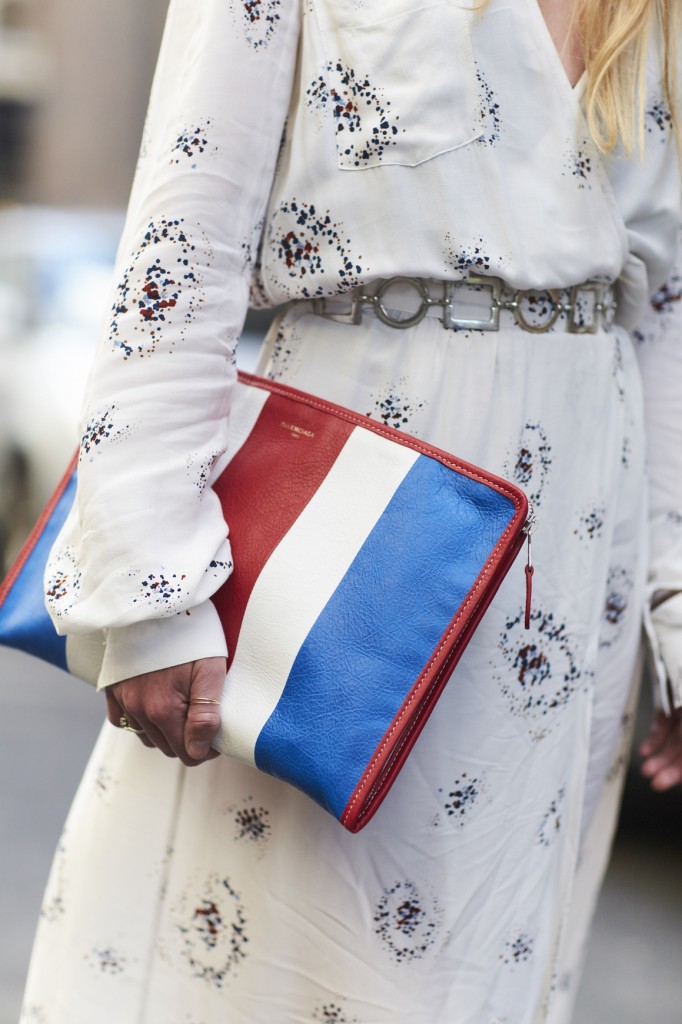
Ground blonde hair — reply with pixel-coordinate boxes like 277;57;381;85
477;1;679;154
582;0;679;153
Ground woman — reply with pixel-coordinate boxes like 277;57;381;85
20;1;682;1022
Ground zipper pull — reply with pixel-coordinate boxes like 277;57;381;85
522;503;537;630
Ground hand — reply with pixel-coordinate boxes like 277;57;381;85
639;708;682;791
105;657;226;766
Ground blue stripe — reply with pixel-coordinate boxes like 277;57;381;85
0;472;76;671
254;454;516;819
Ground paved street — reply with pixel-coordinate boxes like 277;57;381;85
1;646;680;1023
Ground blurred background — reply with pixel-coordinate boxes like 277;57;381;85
0;1;680;1022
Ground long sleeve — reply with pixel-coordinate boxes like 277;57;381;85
634;223;682;712
44;0;301;688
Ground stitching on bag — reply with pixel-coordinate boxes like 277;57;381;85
358;647;458;822
350;526;525;825
341;525;518;826
239;372;525;511
0;452;79;608
341;574;482;822
352;574;498;824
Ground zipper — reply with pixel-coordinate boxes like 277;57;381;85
522;501;537;629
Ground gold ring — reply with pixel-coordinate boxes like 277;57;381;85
188;697;221;706
119;715;145;735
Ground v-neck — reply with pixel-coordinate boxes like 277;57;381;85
527;0;586;95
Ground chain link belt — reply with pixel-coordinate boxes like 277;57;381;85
311;273;616;334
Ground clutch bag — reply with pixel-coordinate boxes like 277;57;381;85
0;371;532;832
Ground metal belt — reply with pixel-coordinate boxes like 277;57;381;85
311;273;616;334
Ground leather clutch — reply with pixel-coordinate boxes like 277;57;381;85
0;371;532;832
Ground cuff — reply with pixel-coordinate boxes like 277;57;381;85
644;591;682;714
97;599;228;690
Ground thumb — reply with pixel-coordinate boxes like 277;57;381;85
184;657;226;760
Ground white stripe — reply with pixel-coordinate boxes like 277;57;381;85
213;427;419;765
210;380;270;482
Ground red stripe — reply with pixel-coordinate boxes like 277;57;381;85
0;451;78;607
212;391;356;667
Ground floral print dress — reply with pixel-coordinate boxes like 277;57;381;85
21;2;682;1023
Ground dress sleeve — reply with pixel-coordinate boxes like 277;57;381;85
43;0;301;689
633;223;682;712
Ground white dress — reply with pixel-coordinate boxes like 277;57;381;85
21;2;682;1023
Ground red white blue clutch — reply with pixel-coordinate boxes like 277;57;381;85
0;371;532;832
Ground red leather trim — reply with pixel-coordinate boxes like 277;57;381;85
0;452;79;608
213;385;355;666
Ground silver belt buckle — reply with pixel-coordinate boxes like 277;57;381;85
567;283;607;334
442;274;503;331
311;292;363;325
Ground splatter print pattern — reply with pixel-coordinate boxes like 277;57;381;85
563;141;593;187
234;802;272;848
94;766;116;802
231;0;282;49
633;270;682;344
444;234;492;274
612;335;625;401
650;275;682;315
266;317;304;381
186;449;220;497
515;290;564;330
86;947;127;975
41;832;67;923
241;216;265;273
599;566;634;649
474;66;501;145
497;608;581;732
573;503;606;543
45;547;81;620
79;403;132;462
506;422;552;507
366;380;426;432
269;200;365;296
172;874;248;987
110;217;207;359
437;772;487;827
646;98;673;139
306;61;402;168
171;120;216;167
312;1003;359;1023
500;930;535;967
606;712;635;783
537;788;565;847
131;571;188;612
373;881;443;963
206;558;233;579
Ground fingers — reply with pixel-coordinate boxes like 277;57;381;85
121;676;189;762
184;658;226;761
638;710;673;758
642;742;682;791
107;660;225;766
642;757;682;791
640;710;682;792
105;688;154;749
